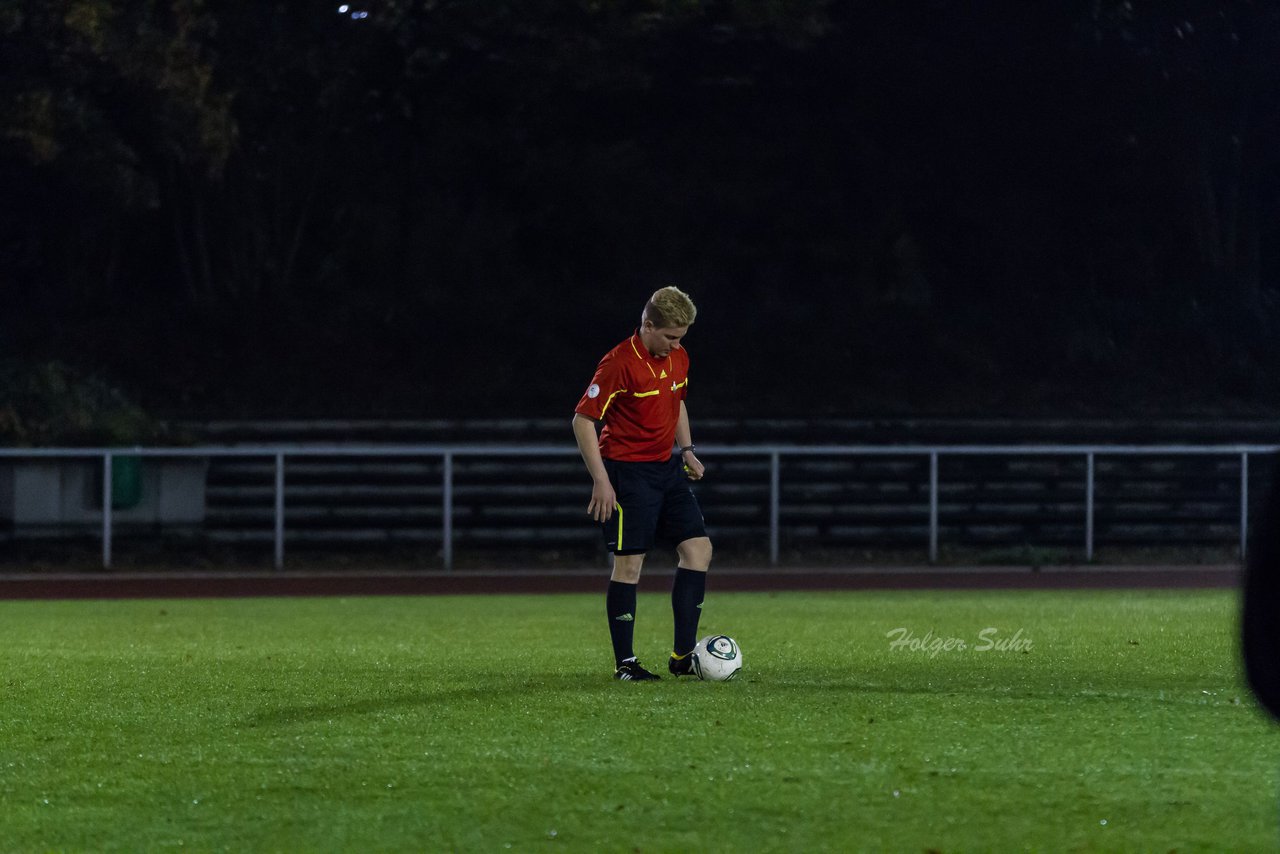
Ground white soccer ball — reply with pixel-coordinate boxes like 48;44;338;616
692;634;742;681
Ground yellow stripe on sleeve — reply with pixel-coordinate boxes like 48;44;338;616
599;388;627;416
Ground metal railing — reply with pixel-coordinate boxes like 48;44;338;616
0;443;1275;569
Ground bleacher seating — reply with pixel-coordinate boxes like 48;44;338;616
195;418;1279;557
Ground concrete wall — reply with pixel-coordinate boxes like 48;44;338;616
0;458;207;534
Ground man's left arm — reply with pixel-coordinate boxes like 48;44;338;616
676;401;704;481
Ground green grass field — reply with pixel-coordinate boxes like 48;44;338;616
0;588;1275;852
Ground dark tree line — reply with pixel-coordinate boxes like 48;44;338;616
2;1;1278;419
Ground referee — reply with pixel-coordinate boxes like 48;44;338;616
572;286;712;681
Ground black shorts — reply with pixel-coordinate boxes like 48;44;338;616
602;456;707;555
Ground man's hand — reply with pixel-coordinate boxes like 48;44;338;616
682;451;705;481
588;477;617;522
573;414;616;521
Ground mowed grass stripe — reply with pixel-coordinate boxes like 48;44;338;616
0;590;1272;852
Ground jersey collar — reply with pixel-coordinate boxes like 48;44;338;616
630;331;663;364
630;331;673;377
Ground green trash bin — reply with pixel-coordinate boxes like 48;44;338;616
111;456;143;510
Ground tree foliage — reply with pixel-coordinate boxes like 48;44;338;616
1;1;1277;417
0;0;233;310
0;360;180;444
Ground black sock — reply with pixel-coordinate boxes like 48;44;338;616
671;567;706;656
606;580;638;667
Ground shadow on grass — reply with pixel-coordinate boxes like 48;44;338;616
241;671;627;727
242;663;1232;729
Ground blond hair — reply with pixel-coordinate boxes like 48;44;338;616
642;285;697;329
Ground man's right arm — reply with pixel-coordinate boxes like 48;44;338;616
572;413;616;522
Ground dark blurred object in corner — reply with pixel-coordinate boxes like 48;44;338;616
1244;452;1280;719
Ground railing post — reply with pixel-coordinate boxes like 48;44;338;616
1086;452;1095;562
928;452;938;564
442;452;454;571
1241;451;1249;559
274;453;285;569
102;453;113;570
769;451;780;566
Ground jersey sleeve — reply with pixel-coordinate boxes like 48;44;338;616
574;349;627;421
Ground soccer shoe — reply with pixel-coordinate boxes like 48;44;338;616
668;652;696;677
614;659;661;681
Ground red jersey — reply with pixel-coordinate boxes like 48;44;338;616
575;332;690;462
